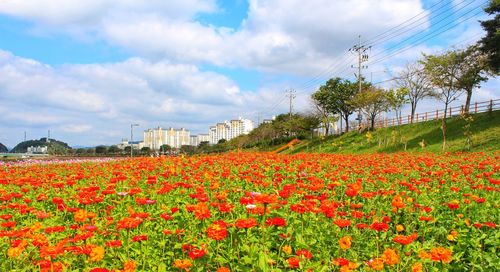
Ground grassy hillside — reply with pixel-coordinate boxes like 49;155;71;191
282;110;499;154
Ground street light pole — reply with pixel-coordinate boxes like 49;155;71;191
130;123;139;157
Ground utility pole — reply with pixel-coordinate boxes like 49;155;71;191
286;89;296;119
47;130;50;143
349;35;370;129
24;131;26;142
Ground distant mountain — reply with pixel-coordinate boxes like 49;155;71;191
0;142;7;153
10;138;71;154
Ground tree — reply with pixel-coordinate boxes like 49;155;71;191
108;145;121;154
140;147;152;156
386;87;409;124
160;144;171;154
395;63;434;123
479;0;500;74
421;51;464;150
351;86;391;130
95;145;108;154
455;45;489;114
312;77;358;132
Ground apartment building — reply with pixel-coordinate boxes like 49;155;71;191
143;127;190;149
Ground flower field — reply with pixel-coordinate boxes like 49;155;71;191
0;152;498;271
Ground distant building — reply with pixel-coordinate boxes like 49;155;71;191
117;139;144;150
208;117;254;144
26;146;48;154
143;127;190;149
189;134;210;146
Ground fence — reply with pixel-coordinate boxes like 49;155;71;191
336;99;499;133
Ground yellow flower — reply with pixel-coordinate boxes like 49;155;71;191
396;225;405;232
90;246;105;262
7;247;23;258
282;245;292;255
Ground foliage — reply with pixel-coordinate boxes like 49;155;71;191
386;87;410;123
10;138;71;155
95;145;108;154
351;86;391;130
0;152;498;271
311;77;359;132
479;0;500;74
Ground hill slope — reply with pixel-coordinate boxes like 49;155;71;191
0;143;7;153
283;110;499;154
10;138;71;154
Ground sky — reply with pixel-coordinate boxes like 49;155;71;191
0;0;498;148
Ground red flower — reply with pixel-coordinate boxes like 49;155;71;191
371;222;389;232
296;249;313;259
287;257;300;268
235;218;258;229
266;217;286;227
106;240;122;248
188;248;207;260
131;235;147;242
207;221;228;241
333;219;352;228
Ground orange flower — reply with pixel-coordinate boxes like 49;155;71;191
74;209;88;222
90;246;105;262
368;258;384;271
391;195;405;209
339;236;352;250
430;247;452;263
122;260;136;272
411;262;423;272
217;267;230;272
282;245;292;255
207;221;227;241
382;248;400;265
173;259;192;271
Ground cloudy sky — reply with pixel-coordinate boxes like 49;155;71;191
0;0;497;148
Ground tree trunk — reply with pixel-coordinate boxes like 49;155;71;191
344;114;350;132
410;102;416;124
370;114;376;130
464;89;472;114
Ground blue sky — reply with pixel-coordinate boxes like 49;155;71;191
0;0;497;148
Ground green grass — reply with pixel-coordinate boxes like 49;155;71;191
283;110;500;154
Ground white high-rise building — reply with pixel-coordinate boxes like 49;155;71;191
143;127;190;149
208;117;254;144
189;134;210;146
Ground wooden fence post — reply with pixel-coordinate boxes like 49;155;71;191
436;110;438;119
425;112;428;121
475;102;478;113
416;113;419;123
449;107;452;117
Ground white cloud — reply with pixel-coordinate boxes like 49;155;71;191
0;51;285;147
0;0;428;75
61;124;92;133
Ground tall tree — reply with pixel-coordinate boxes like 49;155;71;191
421;51;464;150
351;86;391;130
395;63;434;123
456;45;489;114
479;0;500;74
312;77;357;132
